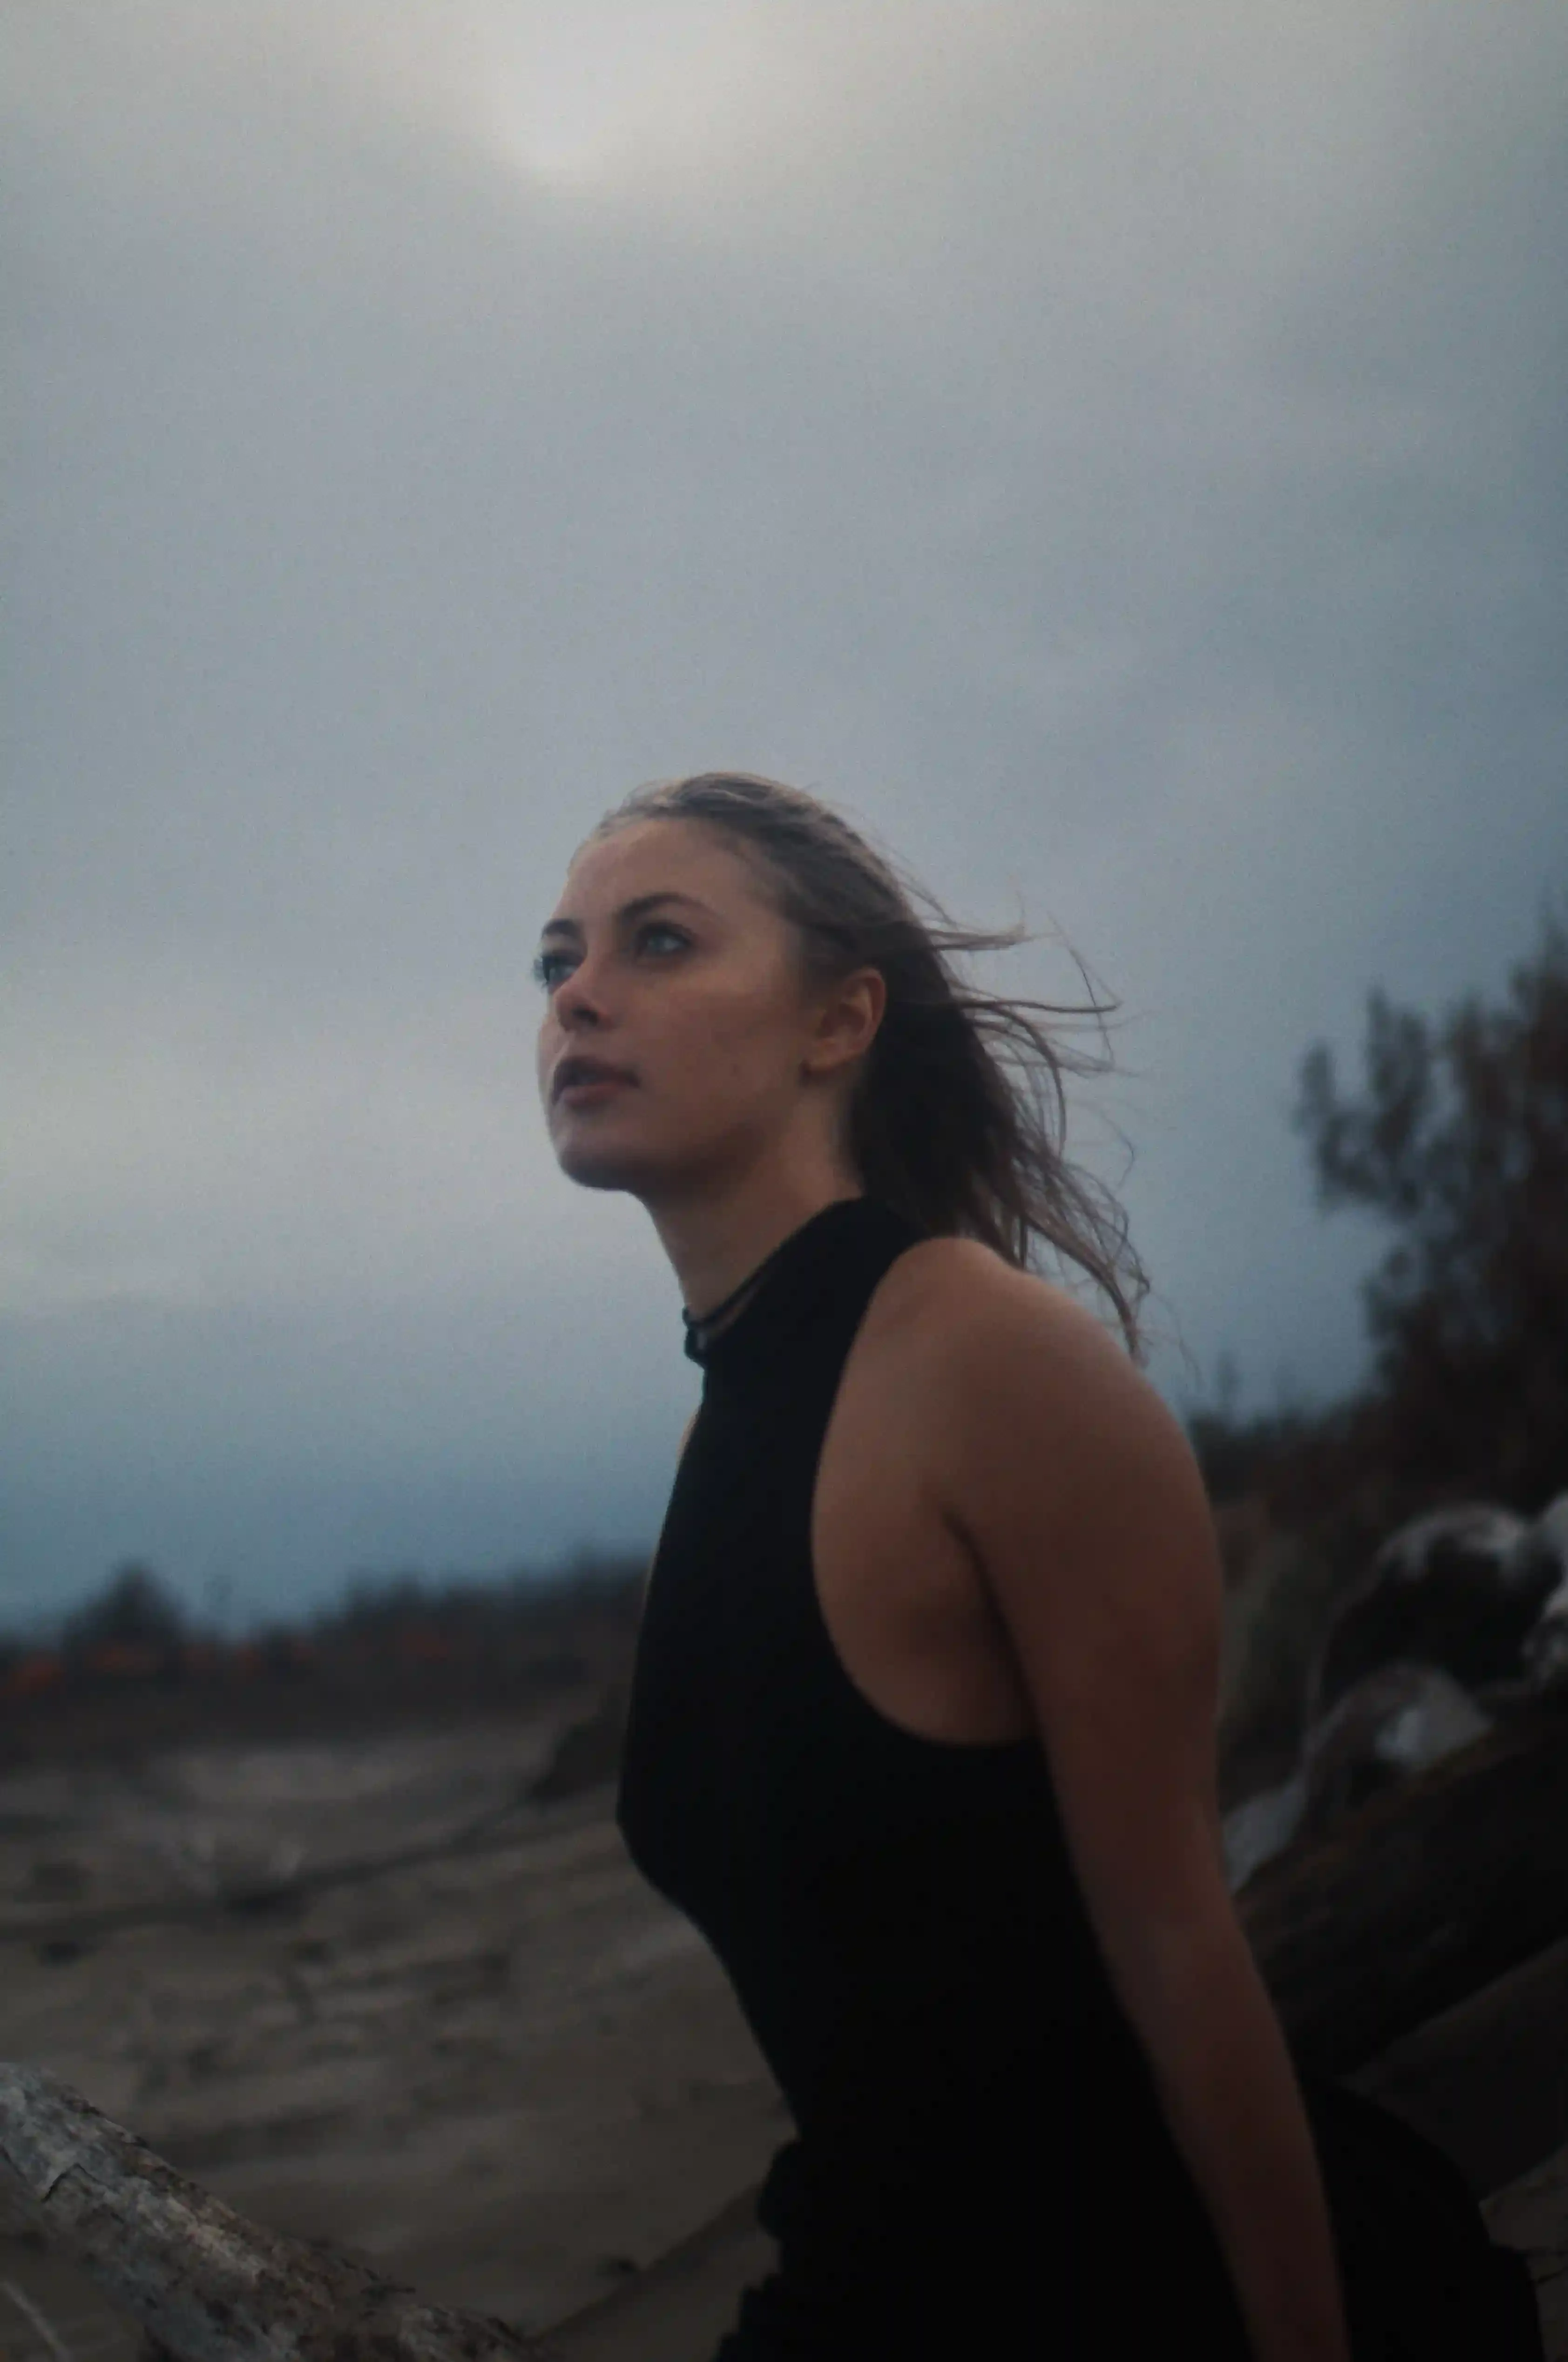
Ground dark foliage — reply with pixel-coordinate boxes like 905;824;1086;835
1286;893;1568;1519
61;1562;189;1654
1189;893;1568;1553
305;1550;647;1645
1186;1399;1324;1506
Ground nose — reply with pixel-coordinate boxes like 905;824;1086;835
557;976;604;1027
549;947;616;1031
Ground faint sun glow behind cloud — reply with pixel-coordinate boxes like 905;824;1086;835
473;5;755;182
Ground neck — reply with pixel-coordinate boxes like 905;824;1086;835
648;1166;866;1327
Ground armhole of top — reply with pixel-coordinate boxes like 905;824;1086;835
642;1410;700;1603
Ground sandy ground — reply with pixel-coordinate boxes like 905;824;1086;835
0;1699;786;2355
1;1701;1563;2360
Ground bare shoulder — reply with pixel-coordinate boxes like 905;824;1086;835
893;1240;1226;1850
889;1235;1203;1531
889;1232;1138;1389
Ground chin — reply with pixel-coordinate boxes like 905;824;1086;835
553;1137;660;1194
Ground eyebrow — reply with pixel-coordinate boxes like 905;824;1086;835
539;890;714;943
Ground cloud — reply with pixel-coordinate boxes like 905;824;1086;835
4;0;1564;1615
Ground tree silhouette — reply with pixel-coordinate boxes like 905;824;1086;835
1286;892;1568;1515
62;1561;188;1653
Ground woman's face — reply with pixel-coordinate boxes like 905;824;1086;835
534;816;877;1201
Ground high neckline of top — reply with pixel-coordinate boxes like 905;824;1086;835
681;1195;896;1369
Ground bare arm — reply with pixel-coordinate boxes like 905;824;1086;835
922;1249;1350;2362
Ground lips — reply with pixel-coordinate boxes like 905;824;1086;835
554;1058;636;1100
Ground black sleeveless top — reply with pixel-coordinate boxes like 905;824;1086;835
615;1197;1540;2360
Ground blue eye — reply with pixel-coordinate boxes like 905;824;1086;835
532;923;688;990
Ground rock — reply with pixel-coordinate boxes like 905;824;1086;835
1223;1662;1494;1890
1299;1659;1494;1840
1521;1497;1568;1690
1223;1769;1308;1892
1311;1495;1567;1721
1224;1492;1568;1883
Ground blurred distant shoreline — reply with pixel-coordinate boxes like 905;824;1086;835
0;1557;643;1772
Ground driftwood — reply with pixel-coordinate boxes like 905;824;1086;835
0;2064;566;2362
1242;1697;1568;2075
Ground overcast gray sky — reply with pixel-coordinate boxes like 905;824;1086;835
5;1;1565;1636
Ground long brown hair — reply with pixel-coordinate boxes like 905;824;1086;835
587;771;1155;1364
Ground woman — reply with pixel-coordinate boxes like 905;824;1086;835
534;772;1541;2360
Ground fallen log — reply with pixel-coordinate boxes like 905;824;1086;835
0;2064;564;2362
1242;1696;1568;2076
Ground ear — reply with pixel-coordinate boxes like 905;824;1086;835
804;964;886;1077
